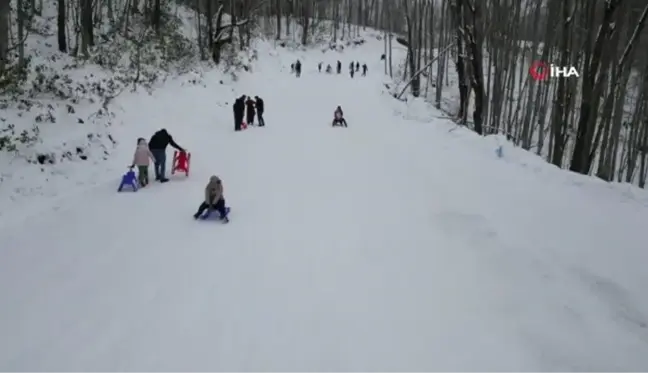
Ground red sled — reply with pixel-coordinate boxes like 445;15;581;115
172;150;190;176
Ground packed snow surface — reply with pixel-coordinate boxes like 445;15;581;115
1;41;648;371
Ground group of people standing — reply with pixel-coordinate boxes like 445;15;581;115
233;95;265;131
319;61;368;77
289;59;367;78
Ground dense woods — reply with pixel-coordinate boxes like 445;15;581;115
1;0;648;186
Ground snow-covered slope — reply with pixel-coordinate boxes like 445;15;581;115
1;36;648;371
0;0;261;219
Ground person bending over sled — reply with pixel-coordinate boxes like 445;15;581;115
193;175;229;223
148;128;185;183
332;106;347;127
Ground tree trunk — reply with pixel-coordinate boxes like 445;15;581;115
0;0;9;71
570;0;621;174
58;0;67;52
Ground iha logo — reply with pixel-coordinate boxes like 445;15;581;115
529;61;580;81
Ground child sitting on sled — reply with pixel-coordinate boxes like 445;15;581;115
332;106;347;127
193;175;229;222
131;137;155;187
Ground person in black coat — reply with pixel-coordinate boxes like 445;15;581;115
336;60;342;74
233;95;245;131
148;129;185;182
245;96;256;125
255;96;265;127
295;60;302;77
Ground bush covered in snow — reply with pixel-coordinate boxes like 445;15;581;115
0;0;208;165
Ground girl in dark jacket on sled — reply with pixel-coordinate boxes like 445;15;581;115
193;175;229;222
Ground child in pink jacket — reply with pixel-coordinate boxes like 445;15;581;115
131;138;155;187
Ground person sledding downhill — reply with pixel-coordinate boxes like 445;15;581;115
332;106;347;127
193;175;229;223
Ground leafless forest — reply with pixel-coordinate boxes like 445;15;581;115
2;0;648;186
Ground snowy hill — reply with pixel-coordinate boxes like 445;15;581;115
1;29;648;370
0;0;259;218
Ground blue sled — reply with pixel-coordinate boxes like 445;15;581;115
201;207;231;221
118;170;138;192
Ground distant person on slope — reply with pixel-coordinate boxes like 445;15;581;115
295;60;302;77
193;175;229;223
336;60;342;74
318;62;322;72
148;129;185;183
245;96;256;125
332;106;347;127
255;96;265;127
356;62;360;71
233;95;245;131
326;64;332;73
362;64;368;76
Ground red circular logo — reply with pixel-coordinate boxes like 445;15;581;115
529;61;549;81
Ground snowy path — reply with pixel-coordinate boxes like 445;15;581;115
2;48;648;370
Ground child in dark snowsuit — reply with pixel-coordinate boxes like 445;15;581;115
193;175;229;222
245;97;256;125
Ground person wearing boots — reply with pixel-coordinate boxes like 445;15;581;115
148;129;185;183
193;175;229;222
